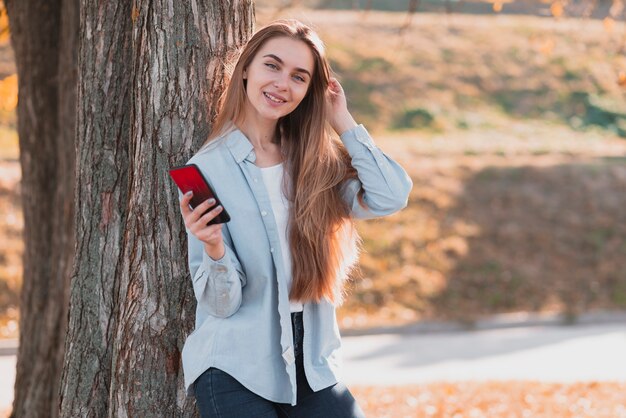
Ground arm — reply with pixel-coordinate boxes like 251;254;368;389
186;224;246;318
339;124;413;219
326;78;413;220
179;189;246;318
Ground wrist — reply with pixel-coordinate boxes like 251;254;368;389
204;242;225;261
332;113;357;136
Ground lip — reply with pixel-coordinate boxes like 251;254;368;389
263;91;287;104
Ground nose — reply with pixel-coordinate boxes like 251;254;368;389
273;72;288;90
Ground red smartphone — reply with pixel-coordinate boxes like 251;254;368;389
169;163;231;225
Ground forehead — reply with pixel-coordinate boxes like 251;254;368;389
256;36;315;73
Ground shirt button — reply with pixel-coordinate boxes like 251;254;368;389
216;266;227;273
261;211;267;216
254;178;258;182
270;247;274;252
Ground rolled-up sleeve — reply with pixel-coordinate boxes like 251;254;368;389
340;124;413;219
179;191;246;318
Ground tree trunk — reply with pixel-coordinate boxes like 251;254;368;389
60;1;254;417
5;0;78;416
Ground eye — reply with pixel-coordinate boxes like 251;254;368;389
264;62;278;70
293;74;306;83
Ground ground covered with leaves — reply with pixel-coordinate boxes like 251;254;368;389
351;381;626;418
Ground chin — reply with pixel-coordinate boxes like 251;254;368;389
262;108;293;121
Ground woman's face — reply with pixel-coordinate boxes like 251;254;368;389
243;36;315;123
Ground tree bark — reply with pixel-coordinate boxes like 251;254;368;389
60;1;254;417
58;0;134;416
5;0;78;416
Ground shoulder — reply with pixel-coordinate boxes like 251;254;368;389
185;128;243;188
187;129;236;166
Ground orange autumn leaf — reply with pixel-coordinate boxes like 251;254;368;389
0;8;9;43
493;2;503;12
603;17;615;33
618;71;626;87
551;1;564;17
0;74;17;112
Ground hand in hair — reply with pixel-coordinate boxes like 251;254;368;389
326;77;358;136
180;192;225;260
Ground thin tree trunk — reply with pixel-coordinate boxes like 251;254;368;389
60;1;254;416
5;0;78;416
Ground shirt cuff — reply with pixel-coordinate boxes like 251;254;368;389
339;124;376;156
202;245;233;274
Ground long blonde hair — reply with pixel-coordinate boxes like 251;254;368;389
204;19;365;305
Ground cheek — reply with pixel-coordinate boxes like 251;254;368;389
293;86;310;105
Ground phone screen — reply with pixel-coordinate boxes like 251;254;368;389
169;164;231;225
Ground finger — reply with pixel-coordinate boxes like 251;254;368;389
329;77;342;91
184;198;216;229
188;198;217;223
179;191;194;214
195;203;223;227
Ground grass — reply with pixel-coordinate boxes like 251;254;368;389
337;127;626;328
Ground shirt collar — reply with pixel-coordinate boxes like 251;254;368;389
225;128;256;164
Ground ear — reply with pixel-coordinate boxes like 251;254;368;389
243;69;248;80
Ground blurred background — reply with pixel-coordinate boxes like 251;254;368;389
1;0;626;416
254;0;626;331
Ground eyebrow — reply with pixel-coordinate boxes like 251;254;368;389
263;54;312;78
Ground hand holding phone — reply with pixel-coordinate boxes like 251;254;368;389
178;191;226;259
169;164;231;225
170;164;230;259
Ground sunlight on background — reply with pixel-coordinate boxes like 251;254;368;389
2;1;626;416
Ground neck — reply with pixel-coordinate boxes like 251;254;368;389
238;113;278;151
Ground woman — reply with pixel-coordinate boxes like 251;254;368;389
178;19;412;417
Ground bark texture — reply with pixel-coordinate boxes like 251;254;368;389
60;1;254;417
58;1;134;416
5;0;78;416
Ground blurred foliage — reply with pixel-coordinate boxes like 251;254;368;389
0;1;15;128
260;0;626;20
0;1;8;44
0;74;16;111
393;107;439;130
0;159;21;338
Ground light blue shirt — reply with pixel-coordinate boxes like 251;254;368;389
180;124;412;405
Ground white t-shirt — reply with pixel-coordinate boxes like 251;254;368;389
259;163;304;312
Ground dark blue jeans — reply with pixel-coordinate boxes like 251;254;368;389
194;312;366;418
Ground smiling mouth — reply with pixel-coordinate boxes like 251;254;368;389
263;92;286;104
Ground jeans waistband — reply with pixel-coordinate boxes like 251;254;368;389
290;311;304;358
290;311;303;321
